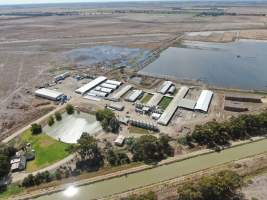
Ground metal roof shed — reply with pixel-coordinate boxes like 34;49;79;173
195;90;213;112
177;99;196;110
159;81;173;94
75;76;107;95
106;80;122;86
111;85;133;100
35;88;64;101
125;90;143;102
101;83;118;90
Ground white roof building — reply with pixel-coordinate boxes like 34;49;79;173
75;76;107;95
125;90;143;102
195;90;213;112
35;88;64;101
111;85;133;100
146;93;163;107
158;81;173;94
105;80;122;86
114;135;125;146
158;86;189;125
89;90;108;97
101;83;118;90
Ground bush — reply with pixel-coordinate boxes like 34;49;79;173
31;123;42;135
66;104;74;115
48;116;55;126
55;112;62;121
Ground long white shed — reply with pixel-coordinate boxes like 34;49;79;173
35;88;64;101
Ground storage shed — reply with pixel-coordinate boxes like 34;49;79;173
195;90;213;112
35;88;64;101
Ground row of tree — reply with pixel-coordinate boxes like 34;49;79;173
184;112;267;148
0;144;16;180
128;135;174;164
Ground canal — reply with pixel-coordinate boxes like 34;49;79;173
37;139;267;200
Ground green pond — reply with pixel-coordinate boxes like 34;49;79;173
36;139;267;200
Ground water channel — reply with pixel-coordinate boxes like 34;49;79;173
37;139;267;200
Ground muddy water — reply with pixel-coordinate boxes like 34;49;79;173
37;139;267;200
44;112;101;144
140;40;267;91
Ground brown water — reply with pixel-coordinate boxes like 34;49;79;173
37;139;267;200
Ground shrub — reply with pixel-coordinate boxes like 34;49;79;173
55;112;62;121
66;104;74;115
48;116;55;126
31;123;42;135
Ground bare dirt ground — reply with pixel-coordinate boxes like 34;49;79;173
0;2;267;140
243;173;267;200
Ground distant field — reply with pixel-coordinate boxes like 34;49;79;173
140;93;153;104
20;130;71;172
158;96;173;110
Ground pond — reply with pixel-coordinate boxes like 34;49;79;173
36;139;267;200
140;40;267;91
44;112;102;144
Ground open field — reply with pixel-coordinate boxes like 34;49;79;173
1;2;267;141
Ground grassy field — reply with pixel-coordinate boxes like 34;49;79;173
140;93;153;104
158;96;173;110
0;184;24;199
20;130;71;172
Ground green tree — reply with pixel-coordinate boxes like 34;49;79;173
66;104;74;115
76;133;103;170
30;123;42;135
123;191;157;200
0;154;10;179
55;112;62;121
48;116;55;126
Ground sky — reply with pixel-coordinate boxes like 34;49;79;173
0;0;168;5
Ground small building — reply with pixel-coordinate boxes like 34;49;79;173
114;135;126;146
152;113;161;120
54;72;70;82
107;103;125;111
129;120;159;132
105;80;122;86
158;81;173;94
75;76;107;95
35;88;64;101
10;156;26;172
195;90;213;113
125;90;143;102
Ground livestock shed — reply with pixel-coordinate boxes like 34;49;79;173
146;93;163;107
195;90;213;112
107;103;124;111
105;80;122;86
35;88;64;101
101;83;118;90
168;85;176;94
125;90;143;102
88;90;108;97
111;85;133;100
129;120;159;132
225;94;262;103
224;101;249;112
177;99;196;110
54;72;70;82
158;81;173;94
75;76;107;95
158;86;189;125
95;86;113;94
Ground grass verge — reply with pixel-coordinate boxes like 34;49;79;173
158;96;173;110
0;184;24;199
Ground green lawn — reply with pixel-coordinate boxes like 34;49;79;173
158;96;173;110
140;93;153;104
20;130;71;172
0;184;24;199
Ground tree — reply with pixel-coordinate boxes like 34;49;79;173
55;112;62;121
31;123;42;135
109;117;120;133
0;154;10;179
48;116;55;126
123;191;157;200
96;109;120;133
106;149;130;166
66;104;74;115
177;170;243;200
76;133;103;170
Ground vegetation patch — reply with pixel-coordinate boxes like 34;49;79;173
158;96;173;110
0;184;24;199
20;130;70;172
140;93;153;104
